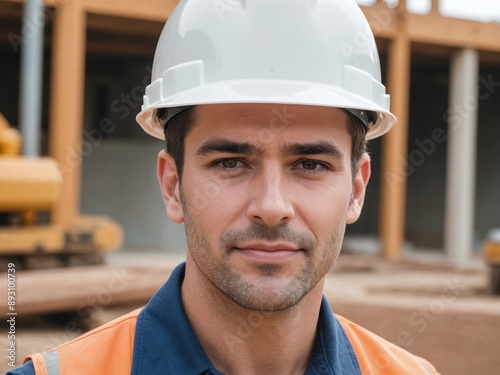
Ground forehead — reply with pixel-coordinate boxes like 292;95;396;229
187;104;351;147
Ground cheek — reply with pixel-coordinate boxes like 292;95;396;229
294;183;351;233
182;174;248;229
297;180;352;212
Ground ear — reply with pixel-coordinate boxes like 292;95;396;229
346;153;371;224
157;150;184;223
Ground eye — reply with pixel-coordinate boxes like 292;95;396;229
301;160;319;170
221;159;239;169
212;158;244;170
294;159;332;175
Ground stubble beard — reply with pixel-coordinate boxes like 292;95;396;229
182;198;345;312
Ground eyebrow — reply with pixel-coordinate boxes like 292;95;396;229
196;138;344;161
196;138;264;156
281;141;344;161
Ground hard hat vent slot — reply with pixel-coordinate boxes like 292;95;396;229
145;61;205;107
342;65;374;101
161;60;205;98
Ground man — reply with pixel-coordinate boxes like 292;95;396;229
8;0;440;374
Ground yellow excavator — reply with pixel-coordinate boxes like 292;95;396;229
0;113;122;271
484;230;500;295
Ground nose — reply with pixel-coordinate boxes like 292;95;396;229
246;164;295;227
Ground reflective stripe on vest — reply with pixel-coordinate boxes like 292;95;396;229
419;359;432;375
29;351;60;375
42;352;60;375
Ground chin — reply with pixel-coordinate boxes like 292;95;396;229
222;275;313;312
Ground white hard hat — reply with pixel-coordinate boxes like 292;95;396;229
136;0;397;140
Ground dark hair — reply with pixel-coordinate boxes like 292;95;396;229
161;106;367;181
160;107;196;183
344;111;368;178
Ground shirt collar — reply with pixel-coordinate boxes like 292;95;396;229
131;262;360;375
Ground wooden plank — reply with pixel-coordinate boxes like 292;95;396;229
481;50;500;66
379;34;412;260
2;0;60;6
86;13;163;37
407;13;500;53
4;0;500;54
83;0;177;22
85;13;162;56
360;3;400;40
0;1;22;18
360;4;500;54
0;264;171;316
48;0;86;226
431;0;439;14
86;39;156;57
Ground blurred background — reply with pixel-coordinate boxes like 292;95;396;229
1;0;500;374
1;0;499;260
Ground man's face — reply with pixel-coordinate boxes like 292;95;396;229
158;104;370;311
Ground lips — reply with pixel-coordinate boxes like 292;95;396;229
235;241;300;251
234;242;302;261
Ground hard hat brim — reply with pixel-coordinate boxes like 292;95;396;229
136;79;397;141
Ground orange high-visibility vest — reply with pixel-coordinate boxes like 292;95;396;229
26;309;140;375
24;311;438;375
21;264;439;375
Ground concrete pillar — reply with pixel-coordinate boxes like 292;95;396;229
19;0;44;156
379;34;411;260
49;0;86;225
444;48;479;265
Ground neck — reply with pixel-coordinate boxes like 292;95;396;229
181;256;324;375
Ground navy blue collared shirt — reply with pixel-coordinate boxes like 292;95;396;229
7;263;361;375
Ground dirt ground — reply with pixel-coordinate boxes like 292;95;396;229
1;252;499;374
326;255;500;375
